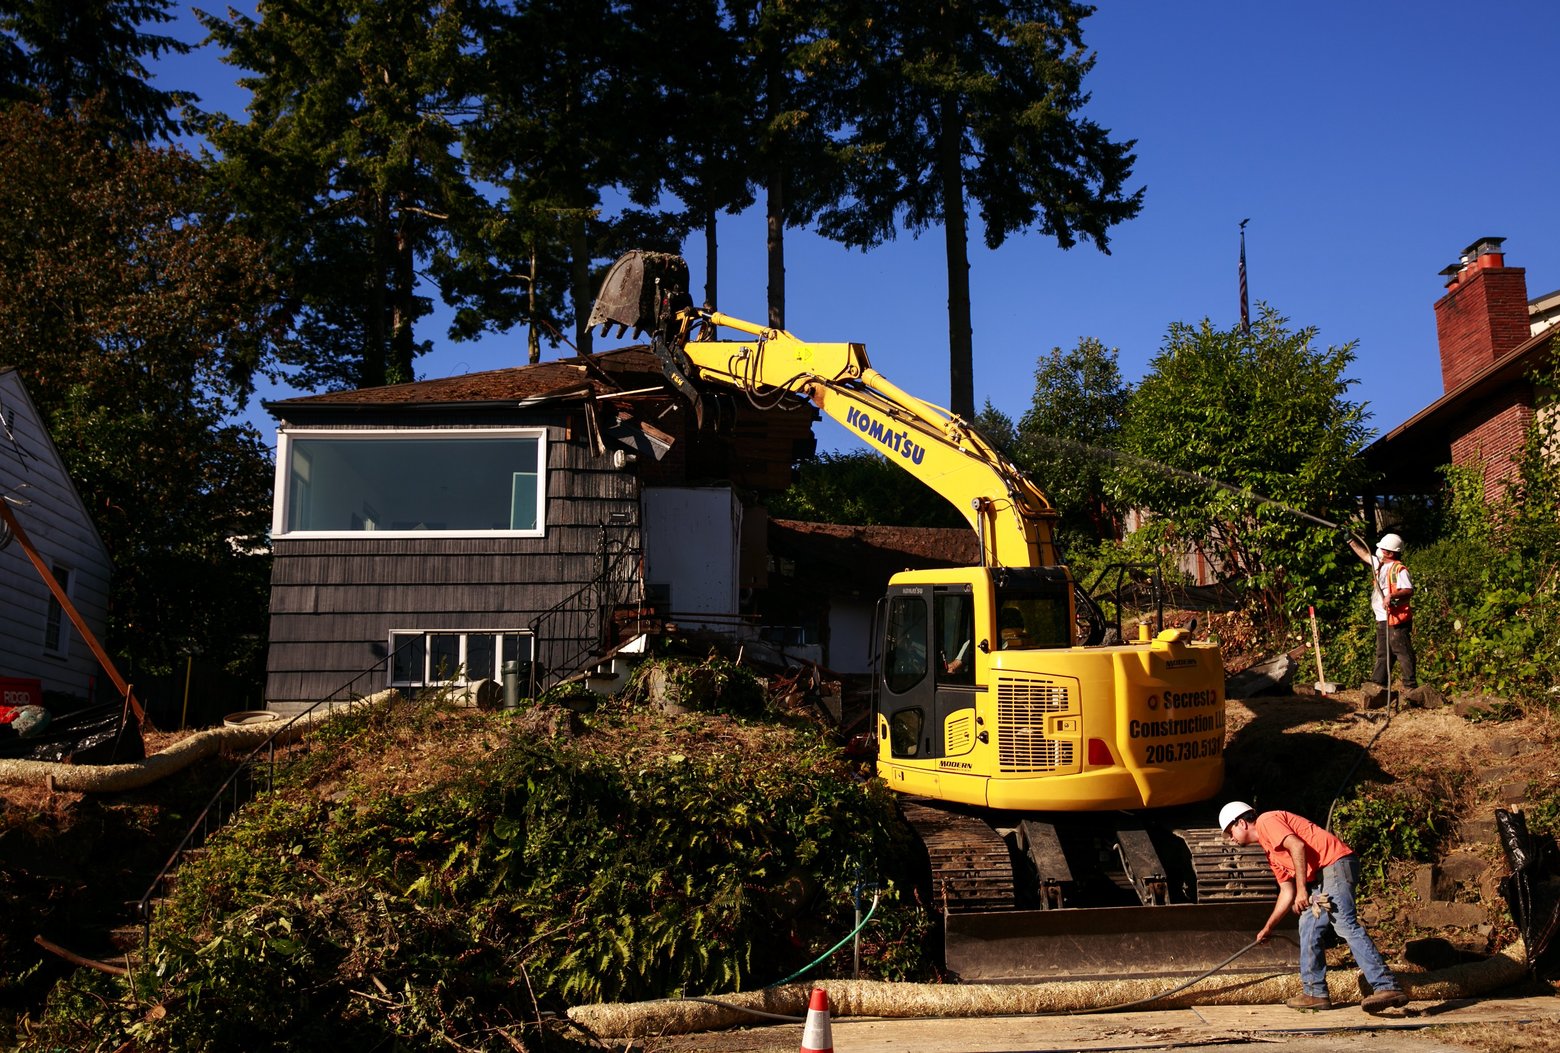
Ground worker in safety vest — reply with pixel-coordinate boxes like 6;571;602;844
1221;802;1410;1013
1348;532;1416;691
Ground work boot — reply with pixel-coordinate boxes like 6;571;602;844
1361;989;1410;1013
1285;993;1332;1011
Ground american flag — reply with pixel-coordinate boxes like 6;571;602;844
1239;220;1250;334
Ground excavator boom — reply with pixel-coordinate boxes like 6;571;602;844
590;250;1060;569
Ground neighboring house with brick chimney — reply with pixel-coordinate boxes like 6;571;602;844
1362;237;1558;511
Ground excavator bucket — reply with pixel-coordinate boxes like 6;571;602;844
587;250;690;339
944;902;1297;982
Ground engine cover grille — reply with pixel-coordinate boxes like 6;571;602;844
996;677;1074;773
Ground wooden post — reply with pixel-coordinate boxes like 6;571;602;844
0;498;146;723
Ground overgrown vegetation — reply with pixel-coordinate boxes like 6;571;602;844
9;673;930;1052
1325;370;1560;707
1333;780;1458;891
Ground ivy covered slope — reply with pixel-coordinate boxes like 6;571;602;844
20;664;930;1052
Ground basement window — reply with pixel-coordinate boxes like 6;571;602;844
275;428;546;538
389;631;534;687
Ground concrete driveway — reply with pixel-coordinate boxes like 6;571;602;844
641;994;1560;1053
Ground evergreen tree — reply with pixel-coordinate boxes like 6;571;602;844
817;0;1141;419
0;102;279;674
624;0;753;311
199;0;485;389
734;0;847;329
0;0;191;141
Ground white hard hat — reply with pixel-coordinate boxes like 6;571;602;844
1219;801;1255;833
1376;532;1404;554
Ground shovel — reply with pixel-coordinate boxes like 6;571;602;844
1308;605;1339;695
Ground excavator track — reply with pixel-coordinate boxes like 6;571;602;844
902;801;1297;982
900;799;1015;914
1178;827;1278;902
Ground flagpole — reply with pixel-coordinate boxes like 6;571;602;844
1239;218;1250;334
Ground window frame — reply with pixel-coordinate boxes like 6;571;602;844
273;427;548;539
42;562;72;657
388;630;536;688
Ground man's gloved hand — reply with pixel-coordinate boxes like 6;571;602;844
1310;891;1336;918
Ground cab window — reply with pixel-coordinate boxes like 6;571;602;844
889;708;923;757
935;589;975;682
994;589;1072;649
883;595;929;694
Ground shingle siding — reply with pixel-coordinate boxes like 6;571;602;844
264;415;643;704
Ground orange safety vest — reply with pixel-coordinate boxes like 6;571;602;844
1377;557;1412;626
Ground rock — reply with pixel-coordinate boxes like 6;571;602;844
1404;685;1447;708
1488;732;1538;758
1410;901;1489;928
1412;864;1457;902
1360;682;1389;710
1496;781;1530;804
1226;655;1297;699
1454;697;1494;719
1440;852;1489;884
1455;813;1500;846
1477;765;1515;784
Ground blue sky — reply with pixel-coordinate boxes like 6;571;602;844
156;2;1560;454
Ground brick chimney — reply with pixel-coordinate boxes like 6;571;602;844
1433;237;1531;393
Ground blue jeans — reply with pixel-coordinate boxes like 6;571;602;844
1299;854;1400;997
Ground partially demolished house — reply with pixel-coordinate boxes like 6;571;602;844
761;520;979;673
262;349;815;707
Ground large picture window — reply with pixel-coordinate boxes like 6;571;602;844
276;429;546;537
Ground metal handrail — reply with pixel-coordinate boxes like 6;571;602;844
133;643;416;943
528;539;642;695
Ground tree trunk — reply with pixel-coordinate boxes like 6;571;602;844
388;198;416;385
767;168;785;330
527;242;541;364
937;95;974;419
571;211;592;355
362;192;389;389
765;44;785;331
703;206;718;310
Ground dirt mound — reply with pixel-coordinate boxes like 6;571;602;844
1224;684;1559;963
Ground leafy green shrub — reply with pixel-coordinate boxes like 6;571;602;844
1404;461;1560;708
1333;784;1453;890
1527;792;1560;840
15;693;928;1052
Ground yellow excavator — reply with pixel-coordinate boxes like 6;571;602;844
588;251;1292;982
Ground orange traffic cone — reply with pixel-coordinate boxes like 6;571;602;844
800;987;833;1053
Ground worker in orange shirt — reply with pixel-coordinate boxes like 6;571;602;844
1221;802;1410;1013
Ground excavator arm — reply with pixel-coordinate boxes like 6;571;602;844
589;250;1061;569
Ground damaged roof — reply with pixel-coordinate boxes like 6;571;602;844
768;518;978;586
263;348;668;414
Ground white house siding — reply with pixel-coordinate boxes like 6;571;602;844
0;370;113;699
